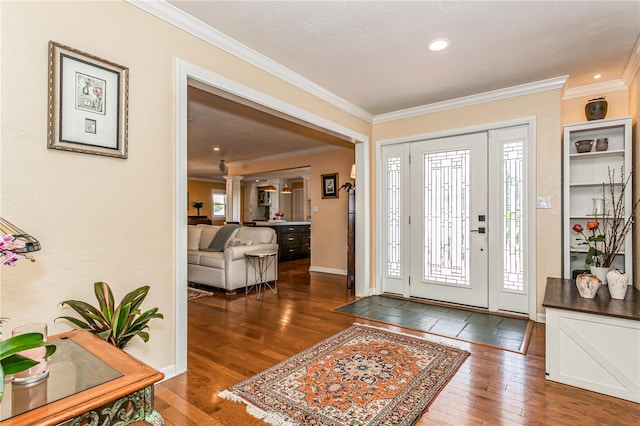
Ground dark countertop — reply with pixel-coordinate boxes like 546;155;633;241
543;277;640;321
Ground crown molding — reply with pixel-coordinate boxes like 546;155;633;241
187;176;225;183
227;145;343;167
373;76;568;124
562;79;628;100
126;0;373;123
622;35;640;85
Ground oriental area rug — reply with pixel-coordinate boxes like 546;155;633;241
219;323;469;426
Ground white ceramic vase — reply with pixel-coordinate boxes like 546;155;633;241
606;269;629;300
575;274;601;299
590;266;610;285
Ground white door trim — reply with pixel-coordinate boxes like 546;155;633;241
375;117;537;319
174;58;371;376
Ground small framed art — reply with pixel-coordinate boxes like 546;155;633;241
47;41;129;158
321;173;339;199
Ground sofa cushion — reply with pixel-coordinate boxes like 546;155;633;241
187;226;203;251
236;227;276;244
205;224;242;252
199;251;225;268
197;225;221;250
187;250;202;265
225;237;253;249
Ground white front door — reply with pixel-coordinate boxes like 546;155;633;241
379;125;530;314
409;133;489;307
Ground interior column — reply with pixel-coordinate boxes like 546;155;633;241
224;175;244;223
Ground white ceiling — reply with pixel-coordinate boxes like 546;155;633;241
165;1;640;180
186;85;354;180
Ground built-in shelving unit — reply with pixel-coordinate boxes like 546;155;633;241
562;116;633;281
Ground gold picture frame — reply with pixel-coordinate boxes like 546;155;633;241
47;41;129;158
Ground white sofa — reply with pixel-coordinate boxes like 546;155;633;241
187;225;278;293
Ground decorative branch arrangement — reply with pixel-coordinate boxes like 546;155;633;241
595;167;639;267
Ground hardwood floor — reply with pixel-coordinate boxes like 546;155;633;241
156;259;640;425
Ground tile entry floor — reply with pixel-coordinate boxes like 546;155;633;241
334;295;530;353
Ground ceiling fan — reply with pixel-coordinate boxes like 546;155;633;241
219;159;227;173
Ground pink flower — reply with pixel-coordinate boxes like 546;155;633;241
2;251;21;267
0;234;15;250
93;87;103;97
1;234;29;266
572;224;583;233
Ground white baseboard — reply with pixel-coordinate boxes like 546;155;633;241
308;266;347;276
536;313;546;323
158;364;179;382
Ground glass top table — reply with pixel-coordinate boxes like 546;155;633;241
0;329;164;426
1;337;122;420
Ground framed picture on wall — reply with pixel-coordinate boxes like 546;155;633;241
47;41;129;158
321;173;339;199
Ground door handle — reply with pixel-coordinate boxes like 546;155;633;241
470;227;486;234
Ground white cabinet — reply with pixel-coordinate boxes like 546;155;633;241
546;307;640;403
543;277;640;403
563;116;633;281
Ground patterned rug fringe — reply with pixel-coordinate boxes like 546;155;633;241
218;390;295;426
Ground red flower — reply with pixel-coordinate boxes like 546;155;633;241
586;221;599;231
572;224;583;233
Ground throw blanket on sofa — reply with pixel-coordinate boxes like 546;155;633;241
202;224;242;252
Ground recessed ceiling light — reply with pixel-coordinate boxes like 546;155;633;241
428;38;450;51
213;147;220;151
593;74;602;79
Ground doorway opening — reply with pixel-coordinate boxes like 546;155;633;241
174;59;370;376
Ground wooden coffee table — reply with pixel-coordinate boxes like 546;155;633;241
0;329;164;425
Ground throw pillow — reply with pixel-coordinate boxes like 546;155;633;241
187;226;203;251
224;237;253;249
207;224;242;252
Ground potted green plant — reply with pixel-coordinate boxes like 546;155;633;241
193;200;204;216
57;282;163;350
1;234;55;402
0;332;56;400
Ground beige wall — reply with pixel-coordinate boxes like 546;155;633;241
373;90;563;314
187;180;225;216
230;148;355;272
0;1;368;371
561;90;629;126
